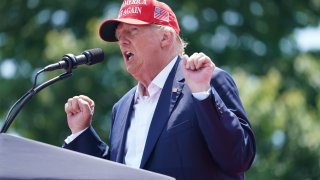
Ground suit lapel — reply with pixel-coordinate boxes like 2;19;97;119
114;90;136;163
140;57;185;168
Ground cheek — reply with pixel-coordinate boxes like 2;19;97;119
139;41;159;55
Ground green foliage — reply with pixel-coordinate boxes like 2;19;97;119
234;57;320;178
0;0;319;179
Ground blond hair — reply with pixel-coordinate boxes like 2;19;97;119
152;24;188;55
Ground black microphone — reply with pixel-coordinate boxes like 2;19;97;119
43;48;104;72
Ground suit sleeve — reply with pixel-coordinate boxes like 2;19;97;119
63;126;109;159
193;68;256;174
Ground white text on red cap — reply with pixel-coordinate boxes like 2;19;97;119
122;0;147;6
119;0;147;18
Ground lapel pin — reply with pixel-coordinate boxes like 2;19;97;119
172;87;178;93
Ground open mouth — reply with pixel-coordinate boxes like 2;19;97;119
124;51;134;61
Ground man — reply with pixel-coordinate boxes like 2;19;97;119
63;0;256;179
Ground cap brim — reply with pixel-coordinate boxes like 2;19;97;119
99;18;151;42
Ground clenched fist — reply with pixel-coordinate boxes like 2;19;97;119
182;52;215;93
65;95;95;134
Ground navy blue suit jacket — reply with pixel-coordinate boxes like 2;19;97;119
64;57;256;179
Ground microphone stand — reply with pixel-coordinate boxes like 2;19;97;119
0;68;73;133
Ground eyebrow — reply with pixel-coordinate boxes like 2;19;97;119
116;25;141;39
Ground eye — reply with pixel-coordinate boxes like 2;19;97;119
115;26;140;40
129;27;139;36
115;29;122;40
115;33;121;40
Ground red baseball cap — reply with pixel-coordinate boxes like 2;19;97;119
99;0;180;42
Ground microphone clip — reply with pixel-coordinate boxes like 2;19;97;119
62;54;78;73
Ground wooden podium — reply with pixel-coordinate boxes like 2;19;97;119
0;134;174;179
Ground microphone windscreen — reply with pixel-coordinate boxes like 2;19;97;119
83;48;104;65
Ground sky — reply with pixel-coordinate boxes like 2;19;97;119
295;25;320;52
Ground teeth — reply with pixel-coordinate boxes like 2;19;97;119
125;51;133;61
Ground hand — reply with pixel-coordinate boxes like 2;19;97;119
64;95;95;134
182;53;215;93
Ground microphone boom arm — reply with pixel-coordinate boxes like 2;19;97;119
0;72;72;133
0;48;104;133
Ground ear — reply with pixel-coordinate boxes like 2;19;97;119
160;30;174;48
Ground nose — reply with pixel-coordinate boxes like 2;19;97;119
118;35;130;46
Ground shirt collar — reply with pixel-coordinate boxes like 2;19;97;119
135;56;179;100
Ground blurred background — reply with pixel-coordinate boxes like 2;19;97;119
0;0;319;179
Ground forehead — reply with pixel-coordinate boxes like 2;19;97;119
116;23;150;31
115;23;156;39
116;23;133;31
118;23;162;35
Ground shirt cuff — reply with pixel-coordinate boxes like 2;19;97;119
192;89;210;101
64;127;88;144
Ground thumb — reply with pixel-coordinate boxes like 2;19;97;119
182;54;189;69
182;54;189;62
